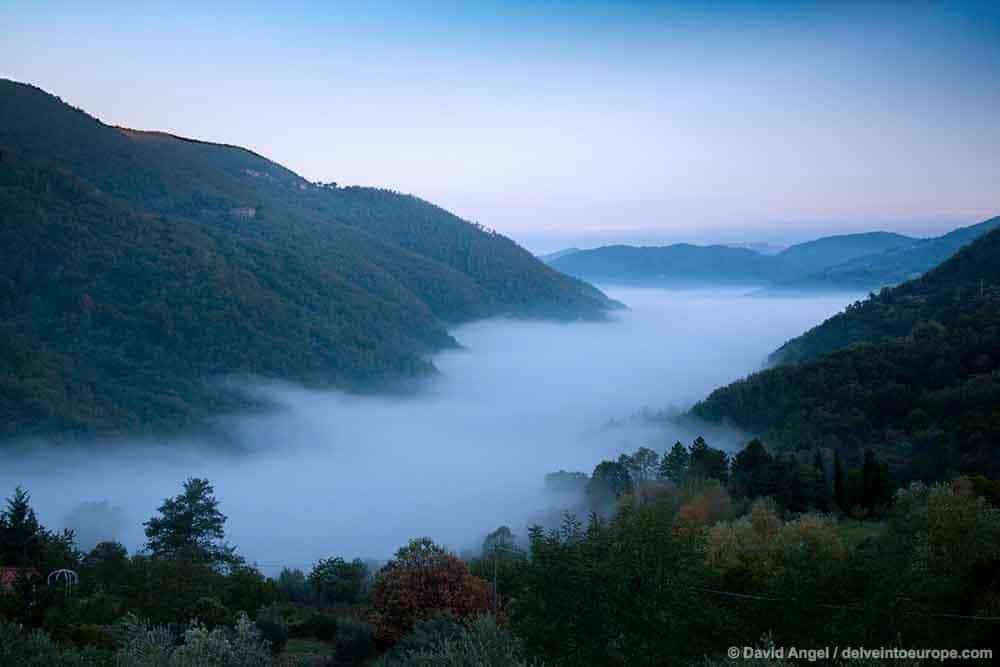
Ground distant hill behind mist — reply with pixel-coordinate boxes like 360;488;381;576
777;217;1000;291
0;79;616;439
548;243;784;285
538;248;581;263
550;221;999;291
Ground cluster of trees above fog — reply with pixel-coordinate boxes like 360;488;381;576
552;436;892;520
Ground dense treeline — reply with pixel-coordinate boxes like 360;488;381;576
0;80;615;437
693;228;1000;481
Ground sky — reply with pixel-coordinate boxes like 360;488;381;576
2;1;999;252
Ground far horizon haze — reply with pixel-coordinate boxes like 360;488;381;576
3;1;998;253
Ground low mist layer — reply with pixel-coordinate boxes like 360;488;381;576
0;288;856;573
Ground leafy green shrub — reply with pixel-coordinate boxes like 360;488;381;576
334;617;377;665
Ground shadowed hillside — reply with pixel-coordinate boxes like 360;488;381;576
0;80;616;438
691;228;1000;479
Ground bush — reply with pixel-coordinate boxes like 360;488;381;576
378;614;464;663
114;611;272;666
375;615;532;666
192;596;232;628
68;622;117;650
334;617;377;665
0;620;64;666
255;618;288;655
306;612;339;641
0;619;100;666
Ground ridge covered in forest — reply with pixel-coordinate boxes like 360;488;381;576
691;228;1000;479
0;80;617;439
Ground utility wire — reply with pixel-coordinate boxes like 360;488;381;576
690;586;1000;622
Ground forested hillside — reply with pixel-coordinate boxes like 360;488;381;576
0;80;614;438
692;228;1000;479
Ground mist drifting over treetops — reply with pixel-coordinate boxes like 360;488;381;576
0;288;856;573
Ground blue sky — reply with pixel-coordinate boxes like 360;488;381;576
3;1;999;251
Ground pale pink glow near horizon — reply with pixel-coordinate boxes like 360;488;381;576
2;1;998;252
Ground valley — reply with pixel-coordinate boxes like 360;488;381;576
0;287;857;570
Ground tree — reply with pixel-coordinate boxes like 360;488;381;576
688;437;729;484
309;557;369;605
659;441;690;483
224;564;272;617
482;526;519;558
0;486;75;571
730;439;774;499
81;541;130;595
477;526;527;612
860;449;891;512
371;538;489;644
586;460;633;509
833;451;847;511
0;486;42;567
623;447;660;485
143;478;234;567
276;567;310;603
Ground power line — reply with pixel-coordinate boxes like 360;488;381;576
690;586;1000;622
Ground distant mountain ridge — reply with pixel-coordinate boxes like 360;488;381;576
0;79;616;438
549;221;999;291
538;248;580;263
779;217;1000;291
549;243;784;285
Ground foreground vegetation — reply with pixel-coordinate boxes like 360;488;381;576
3;430;999;664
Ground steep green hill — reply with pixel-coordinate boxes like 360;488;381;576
691;228;1000;479
0;80;614;438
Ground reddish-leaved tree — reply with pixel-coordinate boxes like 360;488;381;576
371;537;489;644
